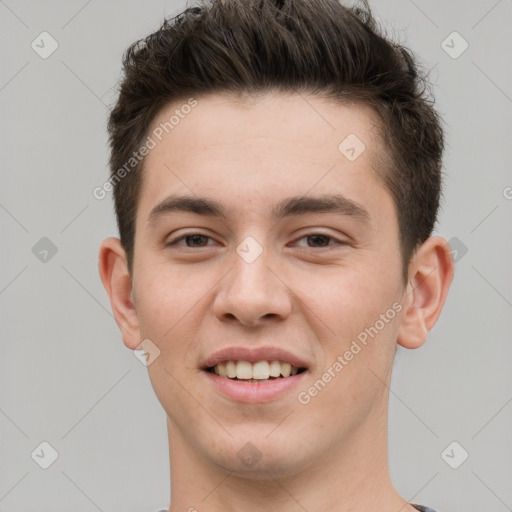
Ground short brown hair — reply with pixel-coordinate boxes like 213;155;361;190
107;0;444;282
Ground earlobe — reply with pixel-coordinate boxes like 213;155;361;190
397;236;454;349
98;237;141;350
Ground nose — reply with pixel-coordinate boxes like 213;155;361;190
212;243;293;328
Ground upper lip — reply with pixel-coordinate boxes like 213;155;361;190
202;346;309;370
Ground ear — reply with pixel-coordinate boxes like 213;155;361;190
397;236;454;349
98;237;141;350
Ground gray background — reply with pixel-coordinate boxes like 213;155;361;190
1;0;511;511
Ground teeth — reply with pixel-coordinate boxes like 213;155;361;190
217;361;227;377
211;360;303;380
226;361;237;378
280;362;291;378
252;361;269;379
269;360;281;377
236;361;253;380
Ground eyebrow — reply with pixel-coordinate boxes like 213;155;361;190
147;193;371;227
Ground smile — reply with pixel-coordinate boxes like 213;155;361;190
203;361;308;403
206;360;307;381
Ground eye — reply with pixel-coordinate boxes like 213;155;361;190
293;233;345;249
166;233;216;248
165;232;346;249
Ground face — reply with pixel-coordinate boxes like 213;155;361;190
130;92;408;478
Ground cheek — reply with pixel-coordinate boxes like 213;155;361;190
133;270;183;359
292;257;402;388
133;263;214;378
134;260;199;327
293;261;397;337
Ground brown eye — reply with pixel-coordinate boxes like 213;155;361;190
306;234;331;247
294;233;345;249
184;235;209;247
166;233;214;247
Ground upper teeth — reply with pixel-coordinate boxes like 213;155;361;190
212;360;300;380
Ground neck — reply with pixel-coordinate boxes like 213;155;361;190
165;401;415;512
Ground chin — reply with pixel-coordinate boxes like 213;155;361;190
206;434;311;480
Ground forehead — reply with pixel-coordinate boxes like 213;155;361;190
137;92;391;226
147;92;383;165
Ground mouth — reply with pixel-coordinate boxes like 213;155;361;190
201;347;310;402
202;359;309;403
204;360;308;382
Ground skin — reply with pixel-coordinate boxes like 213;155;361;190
99;91;454;512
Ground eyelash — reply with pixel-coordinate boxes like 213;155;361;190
166;232;346;250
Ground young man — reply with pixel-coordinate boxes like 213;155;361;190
98;0;454;510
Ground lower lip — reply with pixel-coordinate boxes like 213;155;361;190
203;370;308;403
